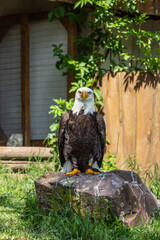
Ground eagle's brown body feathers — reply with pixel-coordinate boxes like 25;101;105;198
58;109;106;173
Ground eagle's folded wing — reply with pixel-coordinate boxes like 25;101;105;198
58;112;69;167
96;113;106;167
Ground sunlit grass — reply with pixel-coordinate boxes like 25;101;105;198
0;160;159;240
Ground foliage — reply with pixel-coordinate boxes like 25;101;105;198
149;164;160;199
47;0;160;166
0;164;160;239
48;6;66;21
100;151;117;171
125;154;140;173
125;155;160;199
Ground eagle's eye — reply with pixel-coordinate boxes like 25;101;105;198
88;91;92;95
78;90;81;94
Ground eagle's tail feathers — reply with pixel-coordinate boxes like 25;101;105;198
62;158;81;176
92;161;100;171
62;160;72;173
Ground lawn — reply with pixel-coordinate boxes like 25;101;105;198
0;161;160;240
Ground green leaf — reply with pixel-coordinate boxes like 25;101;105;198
74;0;81;9
106;138;110;145
79;62;86;67
69;86;79;93
71;82;79;87
48;11;54;22
54;6;66;19
50;123;59;132
122;53;131;61
93;88;102;101
66;12;76;22
96;100;104;106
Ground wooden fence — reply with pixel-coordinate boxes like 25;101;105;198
101;72;160;170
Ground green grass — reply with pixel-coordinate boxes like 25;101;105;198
0;161;160;240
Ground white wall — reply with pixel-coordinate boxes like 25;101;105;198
29;19;68;140
0;25;22;138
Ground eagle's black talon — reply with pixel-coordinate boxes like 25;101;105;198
92;168;101;173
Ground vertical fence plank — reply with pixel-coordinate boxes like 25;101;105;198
148;85;160;168
135;81;153;168
101;73;123;167
120;72;136;167
116;72;124;168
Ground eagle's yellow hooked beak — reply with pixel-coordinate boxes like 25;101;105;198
80;91;89;100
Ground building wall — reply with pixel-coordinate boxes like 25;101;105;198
0;0;58;17
0;19;68;141
29;19;67;140
1;0;160;17
0;25;22;138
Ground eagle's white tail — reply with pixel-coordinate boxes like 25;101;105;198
61;160;72;173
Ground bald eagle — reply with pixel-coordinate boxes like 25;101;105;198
58;87;106;176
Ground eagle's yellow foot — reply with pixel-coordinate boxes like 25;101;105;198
85;164;100;175
66;168;81;176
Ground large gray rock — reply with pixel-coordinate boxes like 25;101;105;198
34;170;159;227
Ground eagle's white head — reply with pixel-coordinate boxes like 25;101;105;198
72;87;95;115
